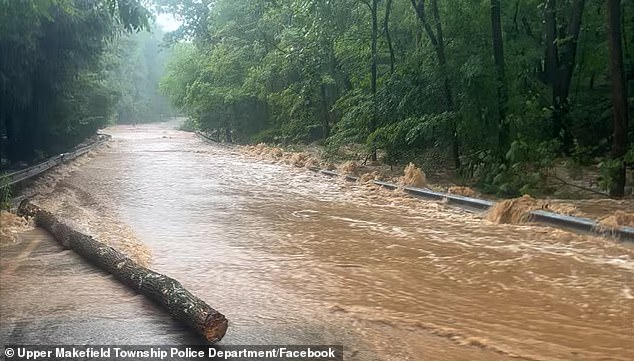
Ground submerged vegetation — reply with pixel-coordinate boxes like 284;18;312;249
0;0;174;168
157;0;633;198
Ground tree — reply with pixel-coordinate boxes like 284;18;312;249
365;0;379;161
410;0;459;168
606;0;630;197
542;0;586;151
105;28;175;124
0;0;150;165
384;0;395;75
491;0;509;156
157;0;633;197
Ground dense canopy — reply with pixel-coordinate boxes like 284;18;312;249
1;0;632;197
157;0;633;197
0;0;173;166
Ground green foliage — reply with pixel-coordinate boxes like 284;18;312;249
598;158;624;193
598;147;634;193
0;0;152;165
105;28;175;124
364;113;454;165
466;139;560;197
105;0;150;32
157;0;633;196
327;91;374;149
251;128;283;144
178;118;198;132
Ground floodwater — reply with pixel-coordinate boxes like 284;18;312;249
1;122;633;360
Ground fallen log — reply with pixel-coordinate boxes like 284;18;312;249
17;199;228;343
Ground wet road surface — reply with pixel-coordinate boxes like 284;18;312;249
1;122;632;360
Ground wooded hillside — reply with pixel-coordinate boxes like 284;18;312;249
158;0;633;197
0;0;173;166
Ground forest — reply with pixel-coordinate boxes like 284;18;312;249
157;0;633;198
0;0;173;168
1;0;633;198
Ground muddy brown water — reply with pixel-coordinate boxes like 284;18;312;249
1;122;632;360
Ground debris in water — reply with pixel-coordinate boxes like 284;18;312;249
463;336;490;348
303;157;320;169
487;195;581;224
448;186;477;197
486;195;541;224
270;147;284;159
339;161;359;175
323;162;337;171
243;143;267;157
35;187;153;266
599;210;634;228
358;171;381;184
399;162;426;188
547;203;581;217
0;211;32;246
290;153;308;168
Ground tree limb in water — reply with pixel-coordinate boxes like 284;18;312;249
17;200;228;343
551;175;608;197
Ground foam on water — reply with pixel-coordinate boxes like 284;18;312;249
0;211;33;246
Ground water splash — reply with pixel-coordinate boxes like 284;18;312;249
600;210;634;228
18;141;152;266
448;185;477;197
0;211;33;246
398;162;426;188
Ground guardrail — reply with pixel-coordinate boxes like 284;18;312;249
184;138;634;242
1;134;111;187
313;168;634;243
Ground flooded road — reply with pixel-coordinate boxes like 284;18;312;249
1;122;633;360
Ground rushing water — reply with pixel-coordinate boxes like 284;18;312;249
3;122;633;360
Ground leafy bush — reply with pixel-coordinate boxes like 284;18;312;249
469;139;560;197
178;118;198;132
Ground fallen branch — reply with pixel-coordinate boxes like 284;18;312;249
551;174;608;197
17;200;228;343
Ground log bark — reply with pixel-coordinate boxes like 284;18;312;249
17;200;228;343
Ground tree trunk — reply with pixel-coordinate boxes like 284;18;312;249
17;200;229;343
411;0;460;168
555;0;585;151
607;0;629;197
370;0;378;162
543;0;585;150
429;0;453;109
225;127;232;143
491;0;509;156
320;83;331;138
543;0;558;86
384;0;395;74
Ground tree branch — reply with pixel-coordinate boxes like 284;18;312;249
410;0;439;48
